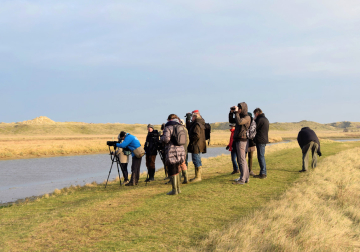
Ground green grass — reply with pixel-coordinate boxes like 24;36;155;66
1;141;360;251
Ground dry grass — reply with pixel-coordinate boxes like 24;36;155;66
196;147;360;251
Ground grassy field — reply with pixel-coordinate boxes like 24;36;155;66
196;147;360;251
1;140;360;251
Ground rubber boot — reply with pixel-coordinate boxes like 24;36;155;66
182;170;188;184
176;174;181;193
167;175;178;195
190;166;198;182
190;166;202;182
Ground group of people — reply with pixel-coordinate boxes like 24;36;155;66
112;102;323;195
227;103;270;184
114;110;207;195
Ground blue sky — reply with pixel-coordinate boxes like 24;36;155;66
1;0;359;124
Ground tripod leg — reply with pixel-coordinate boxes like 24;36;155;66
116;158;122;187
105;160;115;188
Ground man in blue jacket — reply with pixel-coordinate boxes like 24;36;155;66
116;131;143;186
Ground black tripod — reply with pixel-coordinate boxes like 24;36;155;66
105;146;123;188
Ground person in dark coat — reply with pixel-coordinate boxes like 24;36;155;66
187;110;207;183
144;124;159;182
253;108;269;179
229;102;251;185
297;127;322;172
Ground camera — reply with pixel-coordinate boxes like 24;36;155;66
107;141;118;146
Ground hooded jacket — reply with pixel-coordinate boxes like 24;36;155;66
160;120;186;165
254;113;269;144
115;134;141;157
187;117;207;154
297;127;322;156
229;102;251;141
144;130;160;155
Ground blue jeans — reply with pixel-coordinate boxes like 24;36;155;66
256;143;267;175
192;153;202;167
231;149;239;171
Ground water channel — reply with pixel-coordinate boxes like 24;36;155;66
0;139;359;204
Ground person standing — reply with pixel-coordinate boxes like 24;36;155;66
179;119;190;184
297;127;322;172
160;114;186;195
187;110;207;183
144;124;159;182
229;102;251;185
116;131;144;186
253;108;269;179
226;123;240;174
116;135;131;183
247;112;256;176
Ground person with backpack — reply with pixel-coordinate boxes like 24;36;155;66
116;131;145;186
160;114;186;195
253;108;269;179
187;110;207;183
226;123;240;174
229;102;251;185
179;119;190;184
247;112;257;176
144;124;160;182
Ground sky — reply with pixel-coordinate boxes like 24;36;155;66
1;0;360;124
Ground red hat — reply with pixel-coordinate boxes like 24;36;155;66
192;110;199;114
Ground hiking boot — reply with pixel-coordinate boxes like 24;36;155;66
249;171;256;176
233;181;245;185
182;170;188;184
231;170;240;174
234;177;241;182
299;170;307;173
253;174;267;179
167;176;178;195
190;166;202;182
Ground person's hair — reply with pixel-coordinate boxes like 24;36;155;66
167;114;178;120
119;131;126;138
253;108;263;114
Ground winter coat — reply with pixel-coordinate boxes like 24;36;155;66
297;127;322;156
229;102;251;141
254;113;269;144
182;125;189;153
144;130;159;156
227;128;235;152
160;120;186;165
116;134;141;157
187;117;207;154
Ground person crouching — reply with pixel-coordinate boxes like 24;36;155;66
160;114;186;195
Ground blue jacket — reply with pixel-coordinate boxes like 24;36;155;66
115;134;141;157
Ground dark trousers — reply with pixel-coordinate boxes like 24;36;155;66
248;151;254;172
256;143;267;175
231;149;239;172
120;163;129;181
146;154;156;178
129;156;142;185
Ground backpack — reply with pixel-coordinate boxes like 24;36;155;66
246;119;257;140
205;123;211;145
171;125;187;146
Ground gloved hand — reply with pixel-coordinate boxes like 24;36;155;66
226;146;229;150
185;113;192;120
